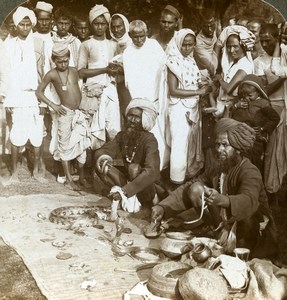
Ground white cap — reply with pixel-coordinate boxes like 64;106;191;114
35;1;53;14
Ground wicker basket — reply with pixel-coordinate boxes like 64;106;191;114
147;261;191;299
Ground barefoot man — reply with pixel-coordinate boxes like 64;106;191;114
4;7;47;184
36;44;91;191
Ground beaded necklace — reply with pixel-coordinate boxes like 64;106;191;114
56;68;69;91
124;144;139;163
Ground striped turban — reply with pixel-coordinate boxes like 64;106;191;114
215;118;256;152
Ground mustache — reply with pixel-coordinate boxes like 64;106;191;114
214;152;242;174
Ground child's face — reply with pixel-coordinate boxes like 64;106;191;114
74;21;90;41
54;55;70;72
91;15;107;37
56;17;72;37
239;84;259;102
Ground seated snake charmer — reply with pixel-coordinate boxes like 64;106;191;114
146;118;278;260
93;98;162;219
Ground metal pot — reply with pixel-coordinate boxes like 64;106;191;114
160;232;194;258
191;243;212;263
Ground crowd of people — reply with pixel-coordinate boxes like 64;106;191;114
0;0;286;260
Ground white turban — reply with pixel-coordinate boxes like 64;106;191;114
13;6;37;27
89;4;110;24
125;98;158;131
35;1;53;14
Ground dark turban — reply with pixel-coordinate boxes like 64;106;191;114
215;118;256;152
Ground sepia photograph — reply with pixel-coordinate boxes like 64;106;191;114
0;0;287;299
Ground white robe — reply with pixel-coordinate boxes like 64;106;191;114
123;39;168;170
123;38;166;101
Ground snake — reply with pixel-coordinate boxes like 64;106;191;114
49;205;112;227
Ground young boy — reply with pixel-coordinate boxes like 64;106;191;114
73;14;91;42
230;74;280;174
36;44;91;191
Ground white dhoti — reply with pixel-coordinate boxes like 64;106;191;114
10;106;43;147
58;108;91;164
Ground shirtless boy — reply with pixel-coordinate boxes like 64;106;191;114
36;44;91;191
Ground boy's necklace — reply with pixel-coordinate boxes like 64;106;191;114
56;69;69;91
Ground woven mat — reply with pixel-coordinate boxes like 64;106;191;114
0;194;162;300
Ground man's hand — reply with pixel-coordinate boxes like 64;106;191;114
108;191;122;201
50;103;66;116
151;205;164;223
203;186;230;208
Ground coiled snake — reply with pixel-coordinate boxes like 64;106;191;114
49;206;112;227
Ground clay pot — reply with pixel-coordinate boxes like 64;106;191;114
191;243;212;263
147;261;191;299
160;232;194;258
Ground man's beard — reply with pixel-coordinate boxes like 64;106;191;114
160;29;174;41
215;151;242;174
122;124;142;148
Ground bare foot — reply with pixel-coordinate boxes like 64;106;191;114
65;180;81;191
3;174;20;186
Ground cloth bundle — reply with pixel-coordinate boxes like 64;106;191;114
110;186;141;214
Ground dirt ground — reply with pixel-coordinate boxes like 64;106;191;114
0;136;287;299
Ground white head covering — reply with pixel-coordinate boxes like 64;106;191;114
109;13;132;53
13;6;37;27
35;1;53;14
52;43;69;57
217;25;255;74
89;4;110;24
125;98;158;131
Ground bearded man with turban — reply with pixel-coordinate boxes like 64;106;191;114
146;118;278;260
93;98;162;216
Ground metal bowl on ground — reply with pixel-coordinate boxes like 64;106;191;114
147;261;191;299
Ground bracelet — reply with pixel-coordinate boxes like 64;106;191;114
234;103;238;108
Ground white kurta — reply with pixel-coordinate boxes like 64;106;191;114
78;38;120;150
123;38;166;101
